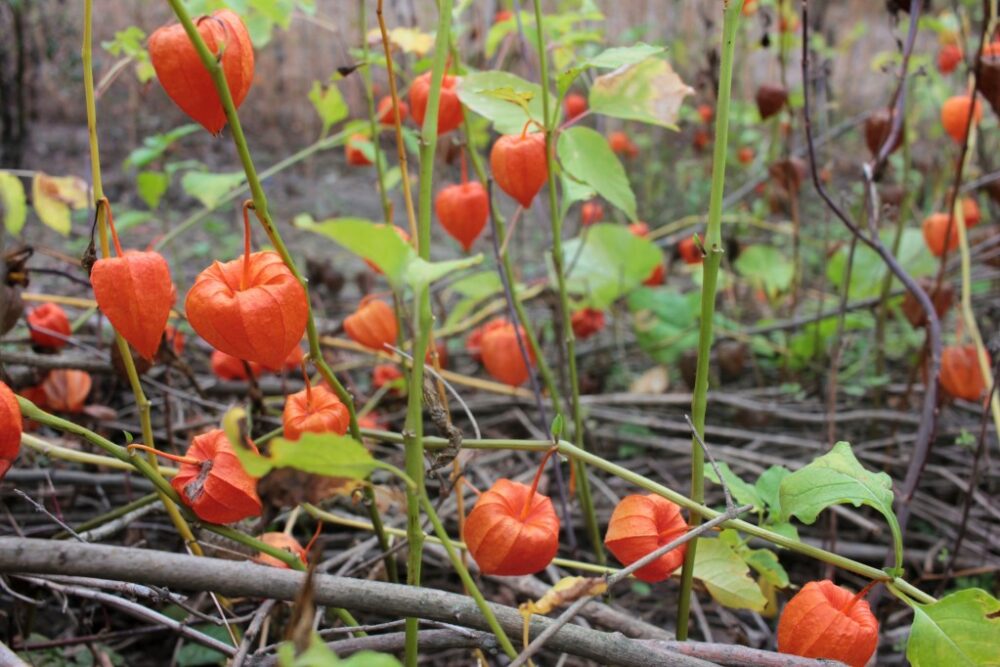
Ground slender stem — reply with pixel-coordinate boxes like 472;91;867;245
675;0;740;640
529;0;602;562
359;0;392;224
83;1;201;556
163;0;396;579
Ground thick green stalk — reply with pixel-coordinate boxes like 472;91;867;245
677;1;740;639
83;0;201;555
529;0;602;562
163;0;396;580
359;0;393;224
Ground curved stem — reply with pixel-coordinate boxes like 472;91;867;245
358;0;393;225
529;0;602;563
163;0;396;580
676;0;740;640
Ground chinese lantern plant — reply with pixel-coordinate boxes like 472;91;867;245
0;381;22;479
490;121;549;208
26;303;71;350
777;580;879;666
435;151;489;251
605;494;689;583
282;363;351;441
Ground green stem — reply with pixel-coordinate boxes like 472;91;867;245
359;0;393;224
529;0;602;562
675;1;740;640
82;2;200;555
58;493;159;540
163;0;396;580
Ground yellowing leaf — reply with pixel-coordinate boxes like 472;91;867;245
519;576;607;618
590;58;694;129
366;27;434;56
0;172;27;235
32;173;88;235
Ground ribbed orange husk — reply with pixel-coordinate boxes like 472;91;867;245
170;429;262;525
282;385;350;441
776;580;879;667
26;303;71;349
186;251;308;370
921;213;959;257
343;300;397;351
466;318;509;362
211;349;254;381
464;479;560;576
480;322;536;386
149;9;254;134
0;381;22;480
372;364;403;390
608;131;638;158
940;95;983;143
409;72;464;135
678;237;703;265
377;96;409;125
571;308;605;340
91;250;175;360
563;93;587;121
604;494;688;583
940;344;989;402
41;369;92;414
490;132;548;208
580;201;604;226
254;532;307;568
435;181;489;251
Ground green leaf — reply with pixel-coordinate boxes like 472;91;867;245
693;536;768;611
404;255;484;291
0;172;27;235
907;589;1000;666
180;171;246;209
124;125;199;169
457;71;553;134
826;228;934;299
137;171;169;210
559;172;597;218
557;126;636;219
308;80;349;134
560;223;660;309
744;548;790;588
754;465;791;514
588;43;666;69
705;462;763;510
275;632;403;666
448;271;504;299
297;216;414;286
627;287;700;364
234;432;378;480
780;442;897;528
589;57;693;128
176;624;234;666
734;245;794;299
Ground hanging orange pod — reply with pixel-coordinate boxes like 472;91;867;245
343;299;397;352
26;302;71;349
465;318;509;362
464;452;560;575
961;197;981;228
90;202;175;361
0;381;22;480
186;205;308;370
941;94;983;143
408;71;464;135
604;494;689;583
776;580;879;667
435;151;489;251
373;363;404;391
921;213;959;257
40;369;92;413
345;133;373;166
571;308;605;340
480;321;536;386
377;96;409;125
490;126;548;208
678;236;704;265
254;532;307;568
937;44;963;74
282;382;350;441
607;131;638;158
580;200;604;226
940;344;989;401
170;429;262;524
563;93;587;121
148;9;254;135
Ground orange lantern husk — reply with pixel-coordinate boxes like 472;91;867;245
254;532;307;568
480;321;536;386
169;429;262;524
91;202;175;361
466;318;509;362
0;381;22;480
571;308;605;340
26;302;71;349
282;381;350;441
776;580;879;667
186;205;308;370
940;344;989;401
436;151;489;251
343;299;398;352
377;96;409;125
464;450;560;576
41;369;92;414
490;124;548;208
922;213;960;257
563;93;587;121
679;236;704;265
941;94;983;143
148;9;254;134
604;494;689;583
409;71;464;135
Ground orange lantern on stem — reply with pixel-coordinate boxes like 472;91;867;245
490;121;548;208
409;71;464;135
0;381;22;480
776;580;879;667
90;200;175;361
604;494;689;583
344;298;398;352
186;202;309;370
480;320;536;386
435;150;489;251
940;344;989;402
26;303;71;350
282;362;351;441
463;448;561;575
